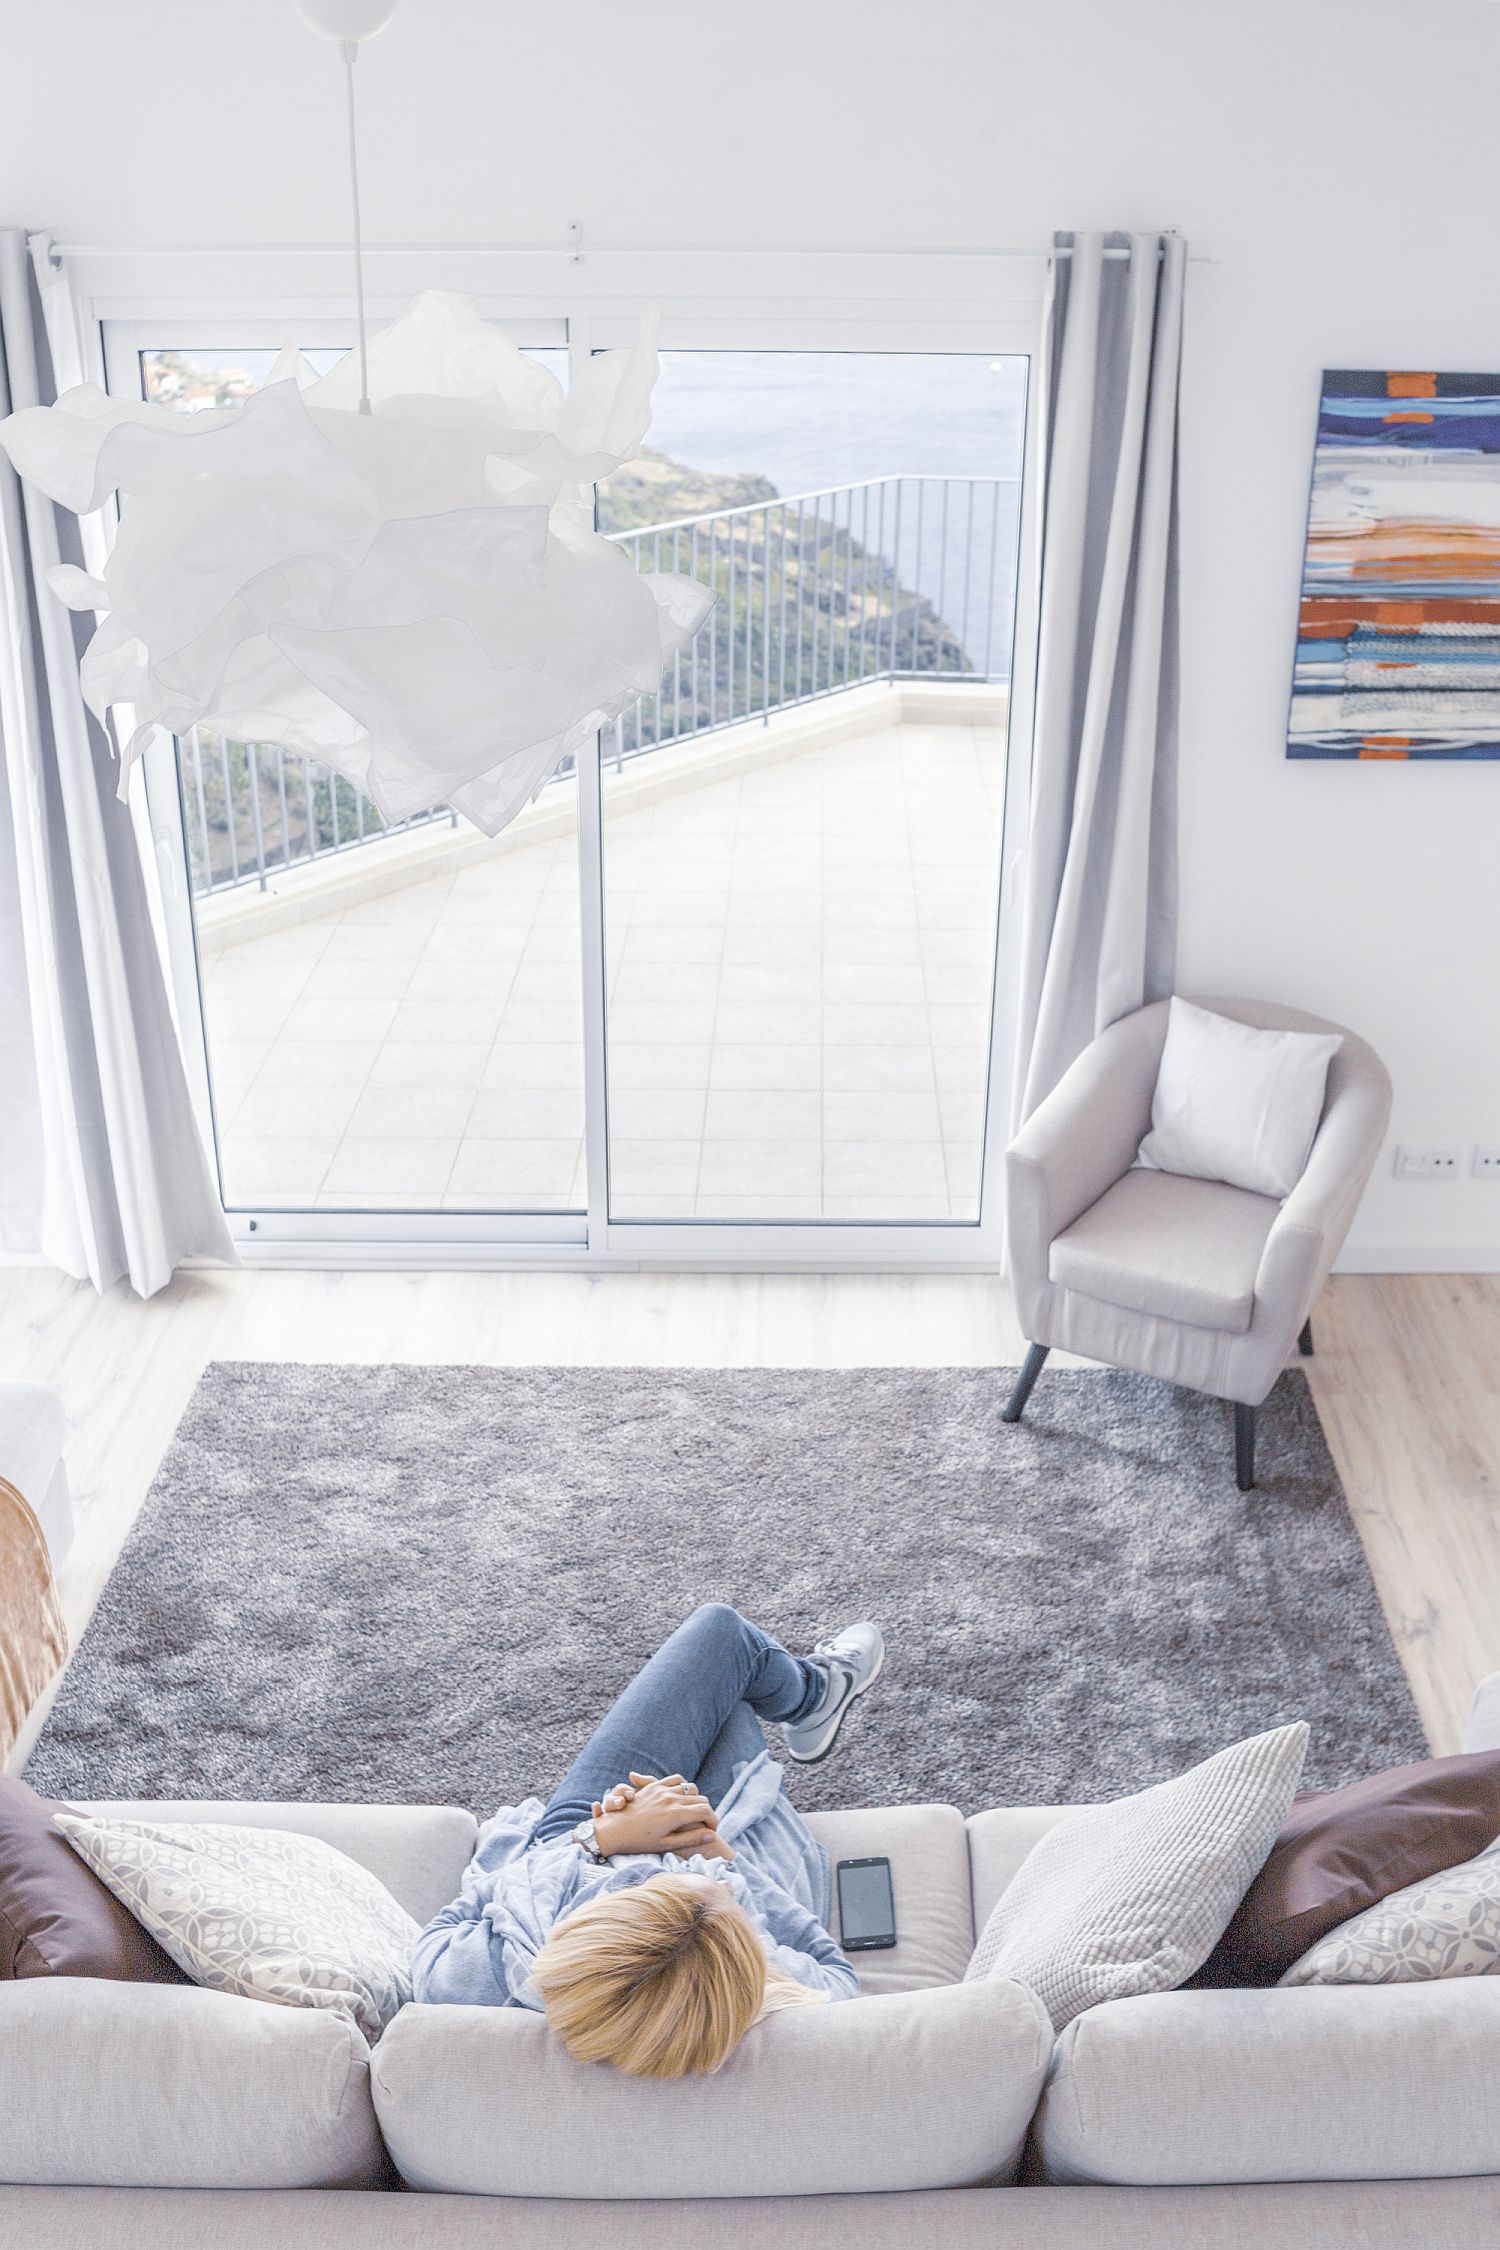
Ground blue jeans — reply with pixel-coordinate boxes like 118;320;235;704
531;1605;827;1843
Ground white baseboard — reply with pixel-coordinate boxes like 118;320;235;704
1333;1242;1500;1275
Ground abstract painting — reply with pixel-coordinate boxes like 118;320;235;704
1289;369;1500;759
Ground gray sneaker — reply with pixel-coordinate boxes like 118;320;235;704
783;1623;885;1764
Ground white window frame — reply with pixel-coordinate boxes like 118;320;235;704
86;247;1045;1271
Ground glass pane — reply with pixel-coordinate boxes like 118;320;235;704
597;350;1026;1224
146;345;587;1215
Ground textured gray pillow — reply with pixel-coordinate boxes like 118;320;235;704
965;1723;1308;2031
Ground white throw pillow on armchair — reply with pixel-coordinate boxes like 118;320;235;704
1136;997;1341;1201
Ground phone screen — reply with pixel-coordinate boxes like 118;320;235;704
837;1857;896;1949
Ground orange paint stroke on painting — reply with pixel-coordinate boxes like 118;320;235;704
1386;373;1437;397
1298;597;1500;635
1307;520;1500;580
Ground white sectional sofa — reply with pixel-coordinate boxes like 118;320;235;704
5;1691;1500;2248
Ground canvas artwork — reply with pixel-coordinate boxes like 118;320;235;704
1289;369;1500;760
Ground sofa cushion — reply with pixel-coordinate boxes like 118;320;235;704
78;1800;477;1928
967;1807;1076;1932
1135;998;1340;1203
56;1815;420;2042
0;1977;386;2189
966;1725;1308;2030
1032;1982;1500;2184
1196;1748;1500;1986
1048;1168;1280;1335
802;1803;972;1992
0;1776;187;1985
373;1980;1053;2198
1281;1836;1500;1985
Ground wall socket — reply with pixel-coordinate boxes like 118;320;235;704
1393;1145;1462;1179
1474;1146;1500;1179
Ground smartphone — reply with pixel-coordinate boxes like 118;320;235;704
835;1855;897;1951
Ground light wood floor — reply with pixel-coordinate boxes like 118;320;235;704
3;1263;1497;1770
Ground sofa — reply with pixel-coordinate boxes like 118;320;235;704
5;1683;1500;2250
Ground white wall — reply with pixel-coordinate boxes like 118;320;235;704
5;0;1499;1264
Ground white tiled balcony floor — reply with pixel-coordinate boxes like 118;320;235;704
202;703;1006;1223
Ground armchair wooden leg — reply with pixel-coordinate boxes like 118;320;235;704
1003;1344;1050;1424
1298;1318;1314;1357
1234;1402;1256;1492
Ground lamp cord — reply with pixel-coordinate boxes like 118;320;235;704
340;39;372;416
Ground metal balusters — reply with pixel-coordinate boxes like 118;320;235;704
961;481;976;675
189;728;213;894
726;512;737;723
984;480;1001;677
777;502;789;711
246;742;267;889
180;476;1017;895
671;525;683;740
708;517;719;730
809;494;823;697
216;732;240;884
857;483;871;683
275;745;292;871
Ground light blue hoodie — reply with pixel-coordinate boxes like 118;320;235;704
411;1748;859;2009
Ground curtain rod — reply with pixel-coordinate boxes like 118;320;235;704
47;238;1211;266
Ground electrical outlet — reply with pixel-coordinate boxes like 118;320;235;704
1394;1145;1463;1180
1474;1145;1500;1179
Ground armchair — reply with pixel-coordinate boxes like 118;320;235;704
1002;998;1392;1488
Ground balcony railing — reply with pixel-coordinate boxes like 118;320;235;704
181;471;1015;898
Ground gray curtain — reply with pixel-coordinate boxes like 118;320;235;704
0;229;235;1296
1012;229;1186;1125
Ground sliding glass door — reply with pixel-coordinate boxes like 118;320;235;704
109;300;1035;1263
596;350;1025;1226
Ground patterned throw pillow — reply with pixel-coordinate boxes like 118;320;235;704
1280;1839;1500;1986
53;1814;419;2041
965;1723;1308;2032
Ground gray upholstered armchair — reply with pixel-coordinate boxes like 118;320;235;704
1002;997;1392;1488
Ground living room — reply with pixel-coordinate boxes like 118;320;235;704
2;2;1498;2245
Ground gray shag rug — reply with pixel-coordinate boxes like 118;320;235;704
28;1363;1426;1816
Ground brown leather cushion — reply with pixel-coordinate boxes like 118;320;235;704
0;1774;188;1983
1195;1749;1500;1987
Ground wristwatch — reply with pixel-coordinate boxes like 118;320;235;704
571;1818;607;1863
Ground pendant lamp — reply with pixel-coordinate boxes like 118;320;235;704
0;0;713;836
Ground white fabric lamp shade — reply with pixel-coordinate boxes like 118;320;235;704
0;292;714;838
293;1;402;44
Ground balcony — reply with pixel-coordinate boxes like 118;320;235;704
188;475;1012;1224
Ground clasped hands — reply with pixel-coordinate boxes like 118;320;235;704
591;1772;734;1861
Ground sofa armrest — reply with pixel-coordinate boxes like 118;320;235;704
1464;1673;1500;1755
1005;1008;1166;1283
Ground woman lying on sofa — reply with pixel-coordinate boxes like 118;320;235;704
412;1603;883;2078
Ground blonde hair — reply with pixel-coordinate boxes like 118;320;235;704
531;1872;824;2079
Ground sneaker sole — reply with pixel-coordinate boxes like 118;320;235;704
784;1640;885;1764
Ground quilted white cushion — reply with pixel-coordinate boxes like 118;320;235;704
54;1814;420;2041
965;1724;1308;2030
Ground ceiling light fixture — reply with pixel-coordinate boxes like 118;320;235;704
0;0;712;836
